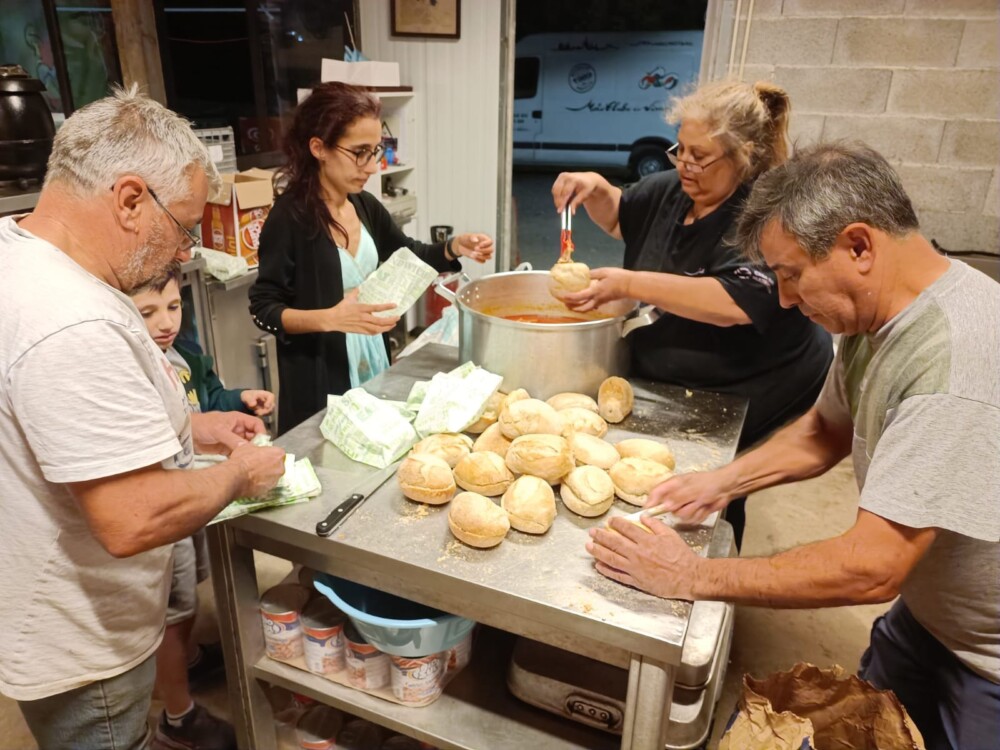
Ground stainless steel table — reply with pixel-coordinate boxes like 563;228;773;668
209;344;746;750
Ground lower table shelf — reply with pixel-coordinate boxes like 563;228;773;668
254;627;618;750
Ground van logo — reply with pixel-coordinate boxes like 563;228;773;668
639;66;679;90
568;63;597;93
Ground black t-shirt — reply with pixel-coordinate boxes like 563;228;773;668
619;170;833;442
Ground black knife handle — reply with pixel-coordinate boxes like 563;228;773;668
316;493;364;537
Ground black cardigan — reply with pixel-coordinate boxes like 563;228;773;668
249;191;460;434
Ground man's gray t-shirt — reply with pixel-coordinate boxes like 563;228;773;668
817;259;1000;683
0;216;193;700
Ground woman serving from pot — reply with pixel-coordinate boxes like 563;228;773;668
250;82;494;434
552;80;832;549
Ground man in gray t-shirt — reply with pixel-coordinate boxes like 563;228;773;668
587;143;999;749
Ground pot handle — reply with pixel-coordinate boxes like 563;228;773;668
622;304;661;337
433;271;470;303
513;261;533;272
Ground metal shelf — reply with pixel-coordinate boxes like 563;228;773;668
253;627;616;750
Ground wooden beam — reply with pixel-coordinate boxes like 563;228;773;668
110;0;166;104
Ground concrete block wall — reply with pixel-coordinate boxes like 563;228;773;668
730;0;999;254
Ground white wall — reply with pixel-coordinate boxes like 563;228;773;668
360;0;503;276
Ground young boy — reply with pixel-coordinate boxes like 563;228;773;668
131;262;275;750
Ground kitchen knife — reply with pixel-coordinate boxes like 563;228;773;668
315;460;402;537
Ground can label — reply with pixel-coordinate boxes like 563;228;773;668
447;633;473;673
260;609;304;661
390;653;444;704
303;624;345;675
345;641;390;690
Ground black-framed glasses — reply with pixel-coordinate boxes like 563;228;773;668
333;143;385;167
148;187;199;252
666;143;728;175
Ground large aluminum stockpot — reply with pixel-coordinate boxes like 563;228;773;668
434;270;655;399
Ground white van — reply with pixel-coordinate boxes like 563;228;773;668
513;32;703;178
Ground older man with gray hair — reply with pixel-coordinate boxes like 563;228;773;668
0;87;286;749
587;143;999;748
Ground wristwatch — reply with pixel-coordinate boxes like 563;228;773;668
444;236;458;260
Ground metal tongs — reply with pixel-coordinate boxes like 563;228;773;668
559;206;575;262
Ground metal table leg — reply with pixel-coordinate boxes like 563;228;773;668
620;655;676;750
207;525;278;750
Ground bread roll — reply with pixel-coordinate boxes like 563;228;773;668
609;457;673;506
412;433;473;468
559;407;609;438
448;492;510;548
598;376;634;424
465;390;504;434
560;466;615;517
546;392;599;413
502;388;530;410
453;451;515;496
499;398;563;439
505;434;574;484
472;422;512;458
397;452;457;505
549;261;591;301
501;475;556;534
615;438;676;470
569;433;620;470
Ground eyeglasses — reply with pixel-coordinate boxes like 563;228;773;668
333;143;385;167
148;187;199;253
666;143;728;175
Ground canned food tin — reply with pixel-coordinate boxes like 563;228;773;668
260;584;310;661
389;653;444;704
294;705;343;750
344;621;390;690
301;598;346;675
446;631;474;673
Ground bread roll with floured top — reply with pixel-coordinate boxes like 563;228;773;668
609;457;673;506
448;492;510;548
560;465;615;517
501;475;556;534
598;376;634;423
397;452;456;505
453;451;515;496
499;398;563;439
412;433;473;468
568;433;620;470
505;434;574;484
465;390;504;434
615;437;675;470
502;388;530;410
549;261;591;301
559;407;609;438
472;422;513;458
546;392;599;413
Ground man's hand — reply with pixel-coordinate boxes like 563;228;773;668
586;516;702;599
645;469;738;524
241;389;276;416
229;442;286;498
191;411;266;455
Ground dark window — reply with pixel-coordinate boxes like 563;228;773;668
514;57;539;100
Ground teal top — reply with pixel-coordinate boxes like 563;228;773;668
339;225;390;388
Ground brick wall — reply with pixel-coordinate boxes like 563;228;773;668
731;0;999;254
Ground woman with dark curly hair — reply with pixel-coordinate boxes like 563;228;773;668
250;82;494;434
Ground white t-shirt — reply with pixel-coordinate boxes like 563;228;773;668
0;216;193;701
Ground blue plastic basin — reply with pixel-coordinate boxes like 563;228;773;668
313;573;476;657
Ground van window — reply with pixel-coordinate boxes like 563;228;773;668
514;57;540;99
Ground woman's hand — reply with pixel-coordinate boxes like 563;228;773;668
561;267;633;312
452;234;494;264
241;390;276;416
325;288;399;335
552;171;607;213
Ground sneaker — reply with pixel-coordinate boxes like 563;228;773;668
187;642;226;691
153;704;236;750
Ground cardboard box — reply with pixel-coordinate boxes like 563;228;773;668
321;58;400;87
201;168;274;268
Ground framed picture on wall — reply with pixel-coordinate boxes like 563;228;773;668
390;0;461;39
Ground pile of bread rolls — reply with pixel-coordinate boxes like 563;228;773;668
395;376;675;549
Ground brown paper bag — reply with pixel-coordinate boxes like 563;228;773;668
719;662;925;750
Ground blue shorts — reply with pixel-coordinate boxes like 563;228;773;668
860;599;1000;750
